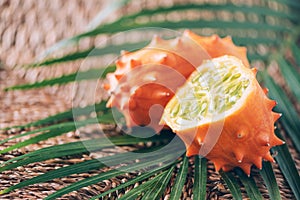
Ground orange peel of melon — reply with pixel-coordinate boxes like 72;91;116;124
183;30;250;68
160;55;284;175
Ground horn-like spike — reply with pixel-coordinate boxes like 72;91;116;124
265;99;277;109
234;151;244;163
172;37;182;47
272;136;285;146
150;35;162;46
263;152;275;163
156;54;168;64
129;59;140;68
251;68;258;76
186;144;201;157
106;98;113;108
262;87;269;95
197;137;202;144
103;83;110;91
258;136;270;147
272;112;282;122
211;34;219;43
253;157;262;170
121;50;129;56
114;74;122;81
240;164;251;176
223;36;232;42
116;60;125;68
213;161;223;172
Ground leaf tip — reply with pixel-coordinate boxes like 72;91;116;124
4;87;10;92
0;189;9;195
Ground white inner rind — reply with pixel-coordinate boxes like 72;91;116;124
161;55;253;131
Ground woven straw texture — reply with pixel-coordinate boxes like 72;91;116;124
0;0;299;199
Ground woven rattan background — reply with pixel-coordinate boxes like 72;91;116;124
0;0;299;199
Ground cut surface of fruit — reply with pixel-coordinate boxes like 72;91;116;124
161;55;284;175
163;56;250;131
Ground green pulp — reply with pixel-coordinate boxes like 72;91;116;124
169;62;250;123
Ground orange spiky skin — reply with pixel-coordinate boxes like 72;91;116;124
105;34;206;131
105;30;250;131
183;30;250;68
171;68;284;176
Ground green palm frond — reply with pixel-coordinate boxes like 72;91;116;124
4;66;116;91
260;161;281;200
39;0;132;58
1;0;300;199
219;170;243;199
193;156;207;200
169;156;189;200
277;55;300;102
235;168;263;199
272;130;300;199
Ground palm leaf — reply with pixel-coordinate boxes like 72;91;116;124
1;0;300;199
44;140;183;199
0;112;115;154
27;38;271;69
0;142;176;195
271;130;300;199
5;66;115;91
141;166;174;200
169;156;189;200
22;2;295;70
193;156;207;200
89;163;176;200
118;167;174;200
28;41;148;67
47;3;295;44
39;0;132;58
277;55;300;103
260;161;281;200
290;43;300;66
0;101;108;132
235;169;263;200
0;133;173;172
219;170;243;200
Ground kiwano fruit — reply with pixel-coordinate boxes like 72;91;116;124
160;55;285;175
105;30;249;131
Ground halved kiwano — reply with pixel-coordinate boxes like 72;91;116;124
105;30;249;131
160;55;285;175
